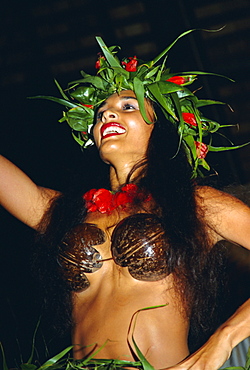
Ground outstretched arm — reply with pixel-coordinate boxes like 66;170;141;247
0;155;59;229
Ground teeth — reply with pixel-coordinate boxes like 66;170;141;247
103;126;126;136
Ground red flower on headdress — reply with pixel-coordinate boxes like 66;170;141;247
81;104;94;109
95;54;105;70
121;56;138;72
167;76;186;85
195;141;208;159
182;112;197;127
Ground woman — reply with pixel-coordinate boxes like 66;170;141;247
1;32;250;369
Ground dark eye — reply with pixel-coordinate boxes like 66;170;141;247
123;103;136;111
96;110;104;120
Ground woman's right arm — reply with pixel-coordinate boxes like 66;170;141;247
0;155;59;230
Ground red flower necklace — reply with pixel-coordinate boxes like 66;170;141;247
83;184;151;214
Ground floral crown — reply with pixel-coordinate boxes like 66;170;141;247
35;29;246;178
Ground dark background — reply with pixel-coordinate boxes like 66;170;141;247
0;0;250;367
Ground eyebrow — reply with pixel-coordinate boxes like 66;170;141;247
120;96;138;100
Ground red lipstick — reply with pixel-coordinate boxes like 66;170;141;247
101;122;126;139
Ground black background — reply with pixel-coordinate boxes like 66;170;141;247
1;0;250;366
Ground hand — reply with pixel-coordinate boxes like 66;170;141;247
166;297;250;370
167;331;232;370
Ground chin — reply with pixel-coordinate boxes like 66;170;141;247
99;147;117;164
98;141;121;160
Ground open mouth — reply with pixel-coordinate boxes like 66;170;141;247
101;122;126;139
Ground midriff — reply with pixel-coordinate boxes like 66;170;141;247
72;259;189;369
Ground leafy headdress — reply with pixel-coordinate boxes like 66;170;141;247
35;29;245;178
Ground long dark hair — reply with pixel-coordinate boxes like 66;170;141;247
33;104;226;350
137;106;226;350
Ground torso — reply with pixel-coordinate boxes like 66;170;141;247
62;207;190;368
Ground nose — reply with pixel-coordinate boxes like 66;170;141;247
101;109;118;122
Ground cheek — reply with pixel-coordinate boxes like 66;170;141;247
142;123;154;143
132;123;154;150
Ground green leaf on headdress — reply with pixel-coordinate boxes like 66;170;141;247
70;73;106;90
196;99;225;108
72;131;85;146
182;134;197;168
208;142;250;152
157;81;184;94
133;77;152;124
176;89;195;100
63;106;93;131
199;157;210;171
54;79;69;100
29;95;77;109
66;119;87;131
181;70;235;82
171;92;185;135
70;86;96;104
152;29;197;65
114;73;128;92
193;107;203;146
96;37;121;68
96;37;129;79
147;82;178;120
99;65;115;85
135;64;152;80
144;65;161;80
201;117;221;133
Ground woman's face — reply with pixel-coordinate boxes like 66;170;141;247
93;90;154;164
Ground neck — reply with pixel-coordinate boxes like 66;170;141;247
109;159;145;191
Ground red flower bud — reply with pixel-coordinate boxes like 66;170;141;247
182;112;197;127
81;104;94;109
195;141;208;159
167;76;186;85
95;55;105;70
121;56;138;72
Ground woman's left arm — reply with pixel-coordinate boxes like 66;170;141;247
169;299;250;370
169;186;250;370
198;186;250;250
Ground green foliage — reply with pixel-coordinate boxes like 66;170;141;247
3;344;250;370
2;326;250;370
30;30;247;177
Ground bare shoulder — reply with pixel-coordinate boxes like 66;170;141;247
195;185;242;204
195;186;250;249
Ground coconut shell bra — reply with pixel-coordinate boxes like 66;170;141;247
57;186;171;292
